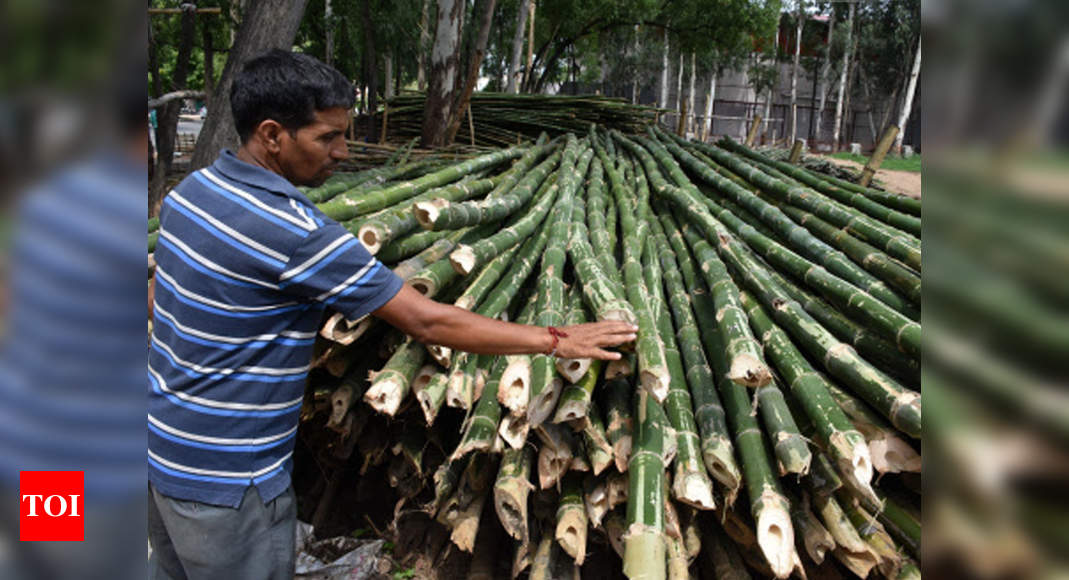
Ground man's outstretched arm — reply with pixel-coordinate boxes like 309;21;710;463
373;284;637;360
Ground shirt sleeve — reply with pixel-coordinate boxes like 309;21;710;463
279;223;403;320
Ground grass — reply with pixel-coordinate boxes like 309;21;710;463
828;152;922;173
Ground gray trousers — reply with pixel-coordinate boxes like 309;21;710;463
148;484;297;580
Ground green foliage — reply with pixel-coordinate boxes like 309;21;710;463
392;567;416;580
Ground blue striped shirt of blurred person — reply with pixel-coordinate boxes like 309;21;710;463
148;149;402;508
0;152;147;498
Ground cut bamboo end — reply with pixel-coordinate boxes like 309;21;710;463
726;353;772;388
319;312;371;345
869;436;922;474
498;412;529;450
413;199;441;230
498;357;531;413
494;481;531;543
605;358;634;379
364;376;405;416
450;244;477;275
409;277;437;297
427;344;451;368
327;384;354;430
445;370;474;410
585;481;609;528
555;357;591;385
639;368;671;403
538;448;570;490
605;512;627;558
755;492;797;579
356;224;384;255
449;498;486;553
833;547;880;578
556;512;588;565
673;471;716;511
529;377;564;428
613;436;633;473
703;442;742;502
622;527;667;580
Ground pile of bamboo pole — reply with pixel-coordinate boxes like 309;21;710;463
149;127;921;579
380;93;661;147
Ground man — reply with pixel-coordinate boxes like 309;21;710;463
147;49;636;579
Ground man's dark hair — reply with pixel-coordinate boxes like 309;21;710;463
231;49;355;142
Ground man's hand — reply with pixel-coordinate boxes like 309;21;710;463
552;321;638;360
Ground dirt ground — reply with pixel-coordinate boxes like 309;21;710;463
821;156;922;199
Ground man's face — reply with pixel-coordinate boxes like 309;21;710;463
277;107;350;187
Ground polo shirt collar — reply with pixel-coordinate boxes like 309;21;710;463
211;149;312;204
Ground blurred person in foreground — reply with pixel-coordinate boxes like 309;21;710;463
146;49;637;579
0;47;148;580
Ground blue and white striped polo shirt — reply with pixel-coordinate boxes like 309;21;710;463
148;149;403;507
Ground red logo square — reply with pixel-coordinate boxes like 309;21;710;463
19;471;84;541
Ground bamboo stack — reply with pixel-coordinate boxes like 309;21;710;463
149;127;921;579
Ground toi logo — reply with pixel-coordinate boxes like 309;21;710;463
19;471;84;541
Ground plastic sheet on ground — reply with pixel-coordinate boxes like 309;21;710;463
295;522;386;579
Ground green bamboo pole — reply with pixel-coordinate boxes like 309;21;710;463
602;356;635;473
318;146;526;221
354;173;502;253
616;132;772;389
651;208;741;498
363;338;428;416
493;445;534;544
555;472;589;565
529;137;594;427
658;135;918;319
583;153;623;282
577;399;615;476
377;228;454;265
567;183;635;324
452;356;508;459
416;147;561;231
699;138;922;271
449;167;561;275
824;381;921;474
554;359;603;424
739;291;875;495
718;137;921;215
641;234;716;510
623;390;668;580
696;131;921;233
685;220;921;438
595;137;676;401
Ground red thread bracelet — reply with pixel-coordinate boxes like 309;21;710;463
546;326;569;356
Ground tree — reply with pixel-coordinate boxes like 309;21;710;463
893;35;921;153
151;4;196;210
506;0;531;93
813;3;834;142
789;0;805;144
446;0;497;143
422;0;464;147
191;0;309;170
831;1;854;150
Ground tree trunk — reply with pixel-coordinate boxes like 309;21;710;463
703;71;717;142
384;52;395;99
418;0;430;91
831;2;854;150
202;17;215;94
524;1;535;90
841;32;858;147
151;5;196;210
687;52;696;135
675;52;684;113
659;29;669;109
422;0;464;147
789;0;804;144
814;6;835;143
325;0;334;66
893;36;921;154
362;0;379;141
858;63;878;143
631;26;640;104
506;0;530;94
445;0;496;144
191;0;309;170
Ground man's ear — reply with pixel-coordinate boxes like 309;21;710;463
254;119;286;154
